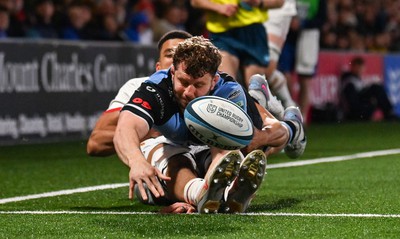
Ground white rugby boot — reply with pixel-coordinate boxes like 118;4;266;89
220;150;267;213
284;106;307;159
248;74;285;120
196;151;241;213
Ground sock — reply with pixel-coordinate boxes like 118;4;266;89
281;121;296;144
183;178;205;205
270;70;296;108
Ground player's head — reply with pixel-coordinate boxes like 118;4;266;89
350;56;365;75
171;36;221;111
156;30;193;71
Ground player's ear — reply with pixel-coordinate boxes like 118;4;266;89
155;61;161;71
210;74;219;90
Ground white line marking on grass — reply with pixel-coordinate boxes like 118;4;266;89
0;183;128;204
267;148;400;169
1;148;400;205
246;212;400;218
0;211;400;218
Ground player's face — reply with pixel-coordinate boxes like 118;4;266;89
171;63;218;112
155;38;185;71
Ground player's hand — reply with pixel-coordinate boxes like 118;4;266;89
243;117;287;153
261;117;288;146
128;159;171;201
159;202;197;214
217;4;238;17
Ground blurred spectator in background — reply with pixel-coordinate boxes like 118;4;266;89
321;0;400;52
122;0;154;44
184;1;207;37
98;13;124;41
0;0;27;37
152;2;187;42
0;6;9;39
26;0;59;39
0;0;398;51
340;56;396;121
61;0;97;40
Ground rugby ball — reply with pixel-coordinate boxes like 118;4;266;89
184;96;254;150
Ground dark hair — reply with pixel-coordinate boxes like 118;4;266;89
157;30;193;51
0;5;8;14
173;36;221;78
351;56;365;66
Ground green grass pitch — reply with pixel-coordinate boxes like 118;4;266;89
1;121;400;238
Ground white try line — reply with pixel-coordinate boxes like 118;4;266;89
1;148;400;205
0;210;399;218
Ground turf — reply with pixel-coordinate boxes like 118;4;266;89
1;121;400;238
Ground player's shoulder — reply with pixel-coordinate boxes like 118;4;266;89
122;76;149;89
212;73;246;109
145;69;169;84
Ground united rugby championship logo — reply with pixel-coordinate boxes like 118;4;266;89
206;103;217;114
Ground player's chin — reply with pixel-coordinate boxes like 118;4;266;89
180;99;192;109
180;102;188;111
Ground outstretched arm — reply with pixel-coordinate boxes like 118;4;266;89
114;111;170;201
87;110;119;157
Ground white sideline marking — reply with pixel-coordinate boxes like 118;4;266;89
1;148;400;205
267;148;400;169
0;211;399;218
0;183;128;204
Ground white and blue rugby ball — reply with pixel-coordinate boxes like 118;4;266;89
184;96;254;150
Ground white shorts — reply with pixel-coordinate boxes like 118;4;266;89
264;15;293;61
135;136;211;205
296;29;320;76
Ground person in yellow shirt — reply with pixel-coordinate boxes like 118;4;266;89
190;0;283;88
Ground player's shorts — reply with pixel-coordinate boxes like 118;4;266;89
134;136;211;205
278;40;296;74
210;23;270;67
278;29;320;77
295;29;320;77
263;15;293;61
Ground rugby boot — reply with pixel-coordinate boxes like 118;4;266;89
248;74;285;120
220;150;267;213
196;151;241;213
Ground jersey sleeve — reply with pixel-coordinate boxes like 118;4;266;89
212;76;247;111
121;83;160;128
107;77;148;112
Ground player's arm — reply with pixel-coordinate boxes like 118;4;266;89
114;111;170;200
244;103;288;155
86;109;161;157
241;0;283;8
262;0;284;9
87;110;119;157
190;0;237;17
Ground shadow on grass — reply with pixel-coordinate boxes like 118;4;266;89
250;198;302;212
